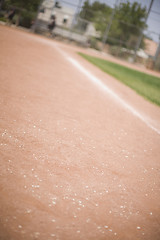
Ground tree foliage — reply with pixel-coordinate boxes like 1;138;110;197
110;1;147;47
4;0;41;11
80;0;147;49
2;0;41;27
80;0;112;34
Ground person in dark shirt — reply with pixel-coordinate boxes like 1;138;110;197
7;8;16;25
48;15;56;37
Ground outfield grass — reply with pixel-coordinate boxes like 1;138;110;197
78;53;160;106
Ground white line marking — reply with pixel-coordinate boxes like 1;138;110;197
67;57;160;135
27;35;160;134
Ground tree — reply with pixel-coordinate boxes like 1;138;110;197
80;0;147;49
80;0;112;36
109;1;147;48
4;0;41;11
80;0;94;21
2;0;41;27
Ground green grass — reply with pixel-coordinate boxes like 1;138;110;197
78;52;160;106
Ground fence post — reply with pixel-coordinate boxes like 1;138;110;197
68;0;83;40
133;0;154;62
101;0;119;51
153;35;160;69
32;0;45;32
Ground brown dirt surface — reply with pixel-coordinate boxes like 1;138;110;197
0;25;160;240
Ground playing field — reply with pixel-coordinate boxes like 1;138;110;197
0;25;160;240
78;52;160;106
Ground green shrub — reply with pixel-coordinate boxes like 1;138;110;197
0;16;7;22
90;37;99;50
19;11;36;28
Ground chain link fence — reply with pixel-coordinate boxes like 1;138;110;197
0;0;159;70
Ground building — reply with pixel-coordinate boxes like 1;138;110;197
143;38;159;70
144;38;158;57
36;0;100;45
37;0;75;28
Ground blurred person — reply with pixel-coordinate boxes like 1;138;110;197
48;15;56;37
6;8;16;25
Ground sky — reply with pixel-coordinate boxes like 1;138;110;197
58;0;160;42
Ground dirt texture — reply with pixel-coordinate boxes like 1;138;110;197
0;25;160;240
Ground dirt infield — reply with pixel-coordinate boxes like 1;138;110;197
0;25;160;240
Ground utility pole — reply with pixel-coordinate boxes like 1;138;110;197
69;0;83;38
101;0;119;51
73;0;83;26
133;0;154;62
76;0;83;15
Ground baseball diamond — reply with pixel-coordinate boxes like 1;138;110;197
0;25;160;240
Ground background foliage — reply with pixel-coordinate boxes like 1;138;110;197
80;0;147;49
0;0;41;27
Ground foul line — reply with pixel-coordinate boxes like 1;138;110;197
67;56;160;135
28;35;160;135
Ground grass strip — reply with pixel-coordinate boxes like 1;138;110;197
78;52;160;106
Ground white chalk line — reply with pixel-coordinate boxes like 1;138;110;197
67;57;160;135
28;35;160;135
